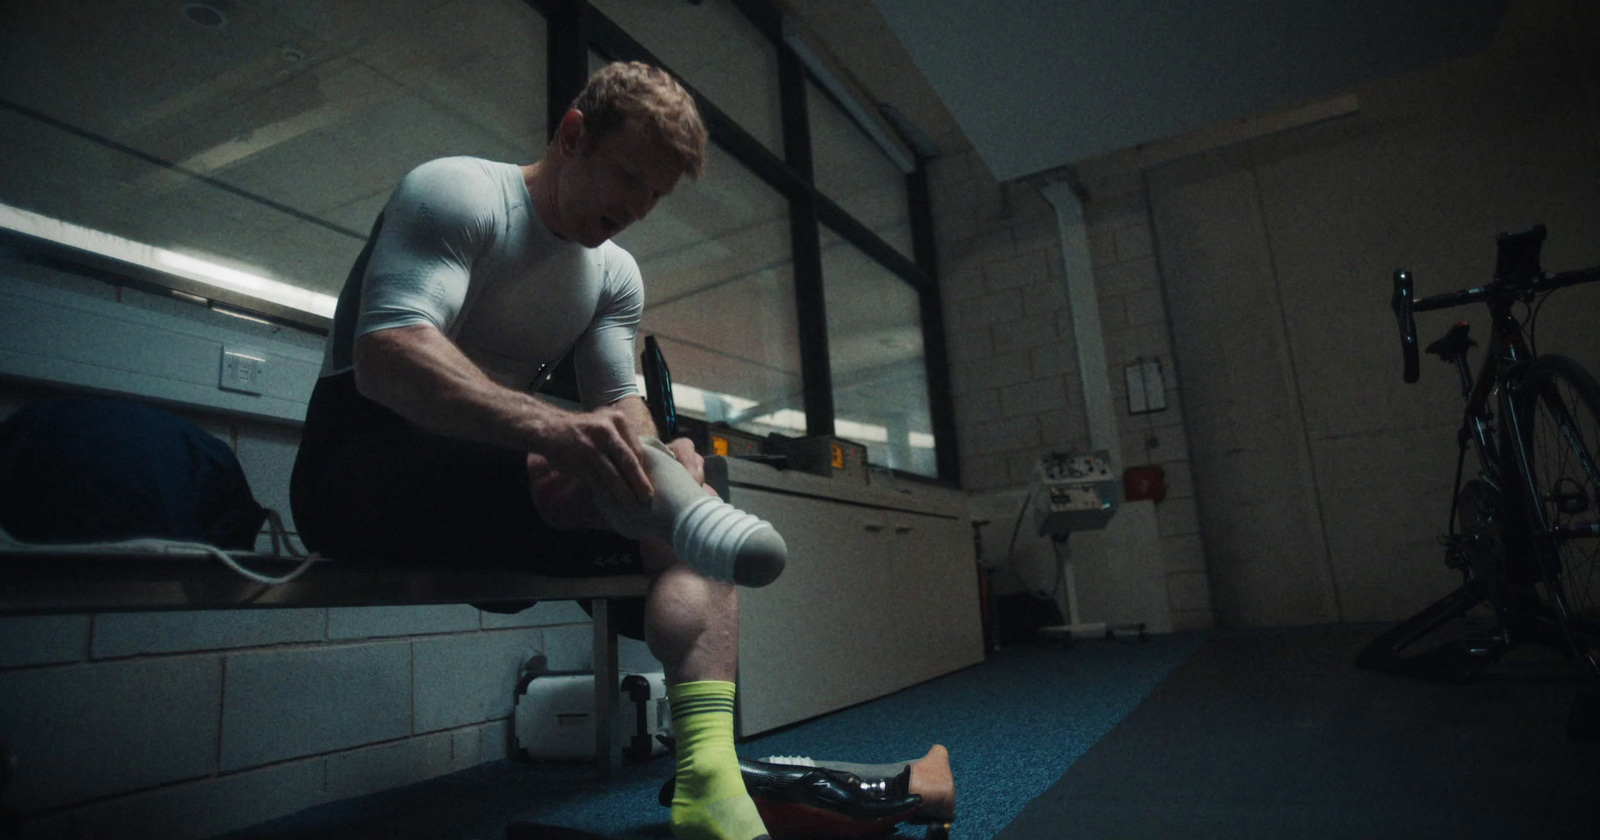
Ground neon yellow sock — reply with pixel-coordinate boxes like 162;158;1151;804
667;681;768;840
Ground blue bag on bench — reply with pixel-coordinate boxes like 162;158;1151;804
0;397;266;550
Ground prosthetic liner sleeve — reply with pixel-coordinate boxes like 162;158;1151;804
601;437;787;588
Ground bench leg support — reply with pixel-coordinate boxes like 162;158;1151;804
591;597;619;779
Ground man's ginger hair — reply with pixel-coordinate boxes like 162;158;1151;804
567;61;707;179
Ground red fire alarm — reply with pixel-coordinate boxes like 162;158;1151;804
1124;465;1166;503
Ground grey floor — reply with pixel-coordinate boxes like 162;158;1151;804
998;625;1600;840
215;624;1599;840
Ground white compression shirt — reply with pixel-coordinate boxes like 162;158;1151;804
320;156;643;410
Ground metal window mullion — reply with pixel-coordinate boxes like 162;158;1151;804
544;0;590;141
909;164;959;484
728;0;784;45
812;194;928;291
779;44;834;438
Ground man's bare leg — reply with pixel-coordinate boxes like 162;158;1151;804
640;539;737;683
641;539;767;840
529;461;766;840
528;455;744;684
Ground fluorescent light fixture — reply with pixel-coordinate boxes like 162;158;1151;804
629;375;935;450
752;408;807;432
835;418;888;443
209;303;276;326
0;202;337;319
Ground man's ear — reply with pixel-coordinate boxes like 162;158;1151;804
556;109;586;159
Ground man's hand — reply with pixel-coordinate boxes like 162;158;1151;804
537;403;653;505
665;436;707;486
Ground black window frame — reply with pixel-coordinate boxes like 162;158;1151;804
0;0;957;482
527;0;958;483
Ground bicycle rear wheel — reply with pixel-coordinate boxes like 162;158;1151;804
1514;355;1600;682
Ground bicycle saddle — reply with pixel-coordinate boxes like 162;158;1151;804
1426;321;1476;361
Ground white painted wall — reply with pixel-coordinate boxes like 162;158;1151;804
1145;0;1600;627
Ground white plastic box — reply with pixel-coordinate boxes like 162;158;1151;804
514;671;672;763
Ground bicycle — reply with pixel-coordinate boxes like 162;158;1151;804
1356;224;1599;739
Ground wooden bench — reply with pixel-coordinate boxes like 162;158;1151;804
0;330;732;777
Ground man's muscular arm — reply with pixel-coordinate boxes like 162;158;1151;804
353;324;652;503
527;391;710;534
612;393;706;486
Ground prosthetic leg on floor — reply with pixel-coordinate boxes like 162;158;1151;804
660;757;923;840
657;745;956;839
759;745;956;828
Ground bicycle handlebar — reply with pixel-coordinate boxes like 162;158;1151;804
1391;264;1600;384
1413;266;1600;313
1392;269;1419;384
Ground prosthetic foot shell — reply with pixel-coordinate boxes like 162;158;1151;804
908;744;956;822
659;758;922;840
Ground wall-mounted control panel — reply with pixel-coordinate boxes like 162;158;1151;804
1030;449;1118;536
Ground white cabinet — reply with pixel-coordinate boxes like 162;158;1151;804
727;462;984;737
882;511;982;690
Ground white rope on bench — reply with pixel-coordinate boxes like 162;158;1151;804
0;509;320;587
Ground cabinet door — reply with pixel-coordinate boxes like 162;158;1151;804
734;487;896;736
886;512;985;688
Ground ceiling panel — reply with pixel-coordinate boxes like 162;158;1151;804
0;0;547;300
871;0;1509;180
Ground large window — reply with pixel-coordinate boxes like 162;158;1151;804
821;226;936;477
0;0;956;481
617;143;803;438
0;0;548;325
808;81;914;261
589;0;783;154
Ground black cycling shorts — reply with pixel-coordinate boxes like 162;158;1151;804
290;371;647;636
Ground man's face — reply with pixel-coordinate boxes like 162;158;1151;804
553;116;682;248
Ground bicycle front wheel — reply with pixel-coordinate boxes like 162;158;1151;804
1514;355;1600;682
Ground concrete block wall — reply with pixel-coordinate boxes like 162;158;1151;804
930;150;1084;492
928;148;1214;631
1078;170;1212;632
0;268;658;839
0;597;629;839
1125;0;1600;628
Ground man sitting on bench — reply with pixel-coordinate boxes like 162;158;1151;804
290;61;783;840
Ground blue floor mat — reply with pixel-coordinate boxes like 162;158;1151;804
220;633;1206;840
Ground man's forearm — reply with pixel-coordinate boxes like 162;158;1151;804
615;393;711;487
616;395;659;441
354;324;654;503
353;325;569;453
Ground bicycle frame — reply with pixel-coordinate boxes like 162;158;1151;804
1363;226;1600;679
1452;290;1530;495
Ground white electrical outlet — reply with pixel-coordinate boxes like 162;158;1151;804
220;347;267;395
